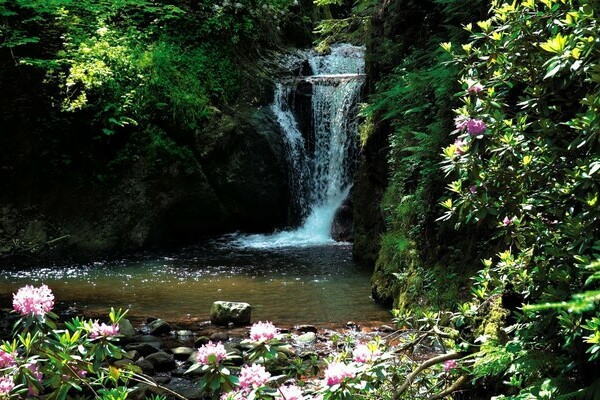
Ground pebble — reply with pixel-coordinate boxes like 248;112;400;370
134;358;155;375
145;351;176;372
194;336;210;348
124;343;160;357
147;319;171;336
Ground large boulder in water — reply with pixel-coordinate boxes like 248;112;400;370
331;196;353;242
210;301;252;326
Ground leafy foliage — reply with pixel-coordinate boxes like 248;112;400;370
0;0;298;183
438;0;600;397
367;0;488;308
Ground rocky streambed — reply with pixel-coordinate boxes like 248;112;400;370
0;302;399;400
90;316;396;399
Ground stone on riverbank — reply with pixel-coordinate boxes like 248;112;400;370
119;318;137;339
125;343;160;357
147;318;171;335
146;351;176;372
295;332;317;345
170;347;195;361
210;301;251;326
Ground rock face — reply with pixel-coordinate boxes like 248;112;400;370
0;105;291;266
331;195;353;242
200;107;290;233
210;301;252;327
352;6;396;267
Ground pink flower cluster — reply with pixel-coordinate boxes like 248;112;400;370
239;363;271;389
444;359;458;373
454;116;487;136
196;341;227;365
502;216;516;226
278;384;303;400
250;321;277;342
0;376;14;395
352;344;381;364
13;284;54;317
467;83;484;94
0;349;16;369
454;115;469;131
324;362;356;386
466;119;487;136
454;139;467;155
89;321;120;339
220;391;247;400
27;362;44;396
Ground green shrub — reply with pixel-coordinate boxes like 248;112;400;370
441;0;600;396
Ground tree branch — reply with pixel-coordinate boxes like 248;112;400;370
427;376;467;400
393;352;467;399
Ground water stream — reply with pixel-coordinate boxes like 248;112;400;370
232;44;364;248
0;242;389;326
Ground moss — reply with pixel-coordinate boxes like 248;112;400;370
476;296;510;344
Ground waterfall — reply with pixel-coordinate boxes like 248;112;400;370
232;44;365;248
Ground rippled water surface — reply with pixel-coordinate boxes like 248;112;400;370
0;241;389;325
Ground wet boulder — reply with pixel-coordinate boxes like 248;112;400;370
331;196;353;242
145;351;176;372
146;319;171;336
210;301;251;326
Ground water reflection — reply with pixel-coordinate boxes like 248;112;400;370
0;242;389;325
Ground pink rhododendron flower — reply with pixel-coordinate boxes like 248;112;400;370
467;83;484;94
13;284;54;317
454;139;467;155
220;390;248;400
27;362;43;381
466;119;486;136
502;216;516;226
27;362;43;396
0;376;14;395
324;362;356;386
196;341;227;365
89;321;120;339
353;344;381;364
278;384;303;400
239;364;271;389
444;359;458;373
62;362;87;380
220;391;245;400
0;349;16;369
250;321;277;342
454;115;469;131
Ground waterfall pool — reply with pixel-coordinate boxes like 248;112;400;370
0;45;388;329
0;240;390;327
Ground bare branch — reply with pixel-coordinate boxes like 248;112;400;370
393;352;467;399
427;376;468;400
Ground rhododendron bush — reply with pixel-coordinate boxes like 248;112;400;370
1;285;459;400
440;0;600;397
0;285;131;399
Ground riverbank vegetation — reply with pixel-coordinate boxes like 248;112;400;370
1;0;600;399
355;0;600;398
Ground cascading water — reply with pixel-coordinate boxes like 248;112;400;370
233;44;365;248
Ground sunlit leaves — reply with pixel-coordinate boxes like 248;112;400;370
442;0;600;395
539;33;569;54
